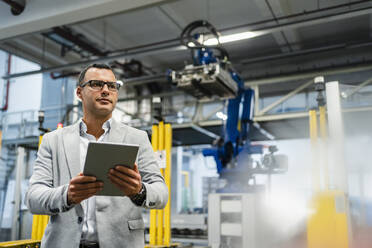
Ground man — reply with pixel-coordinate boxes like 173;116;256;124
25;63;168;248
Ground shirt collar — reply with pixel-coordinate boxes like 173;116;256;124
79;118;112;137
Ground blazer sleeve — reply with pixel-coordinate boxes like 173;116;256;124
25;133;71;215
137;130;168;209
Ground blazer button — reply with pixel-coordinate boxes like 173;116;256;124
78;217;83;224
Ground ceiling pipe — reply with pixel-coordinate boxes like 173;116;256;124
49;26;108;57
122;74;167;87
1;54;11;111
2;0;25;15
117;90;184;102
238;40;372;65
2;44;183;80
50;71;79;79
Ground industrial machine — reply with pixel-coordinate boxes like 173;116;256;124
171;62;238;101
171;20;239;101
171;20;288;248
171;20;287;191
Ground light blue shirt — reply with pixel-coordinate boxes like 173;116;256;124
79;118;112;242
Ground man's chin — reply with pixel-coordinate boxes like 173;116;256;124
94;106;114;116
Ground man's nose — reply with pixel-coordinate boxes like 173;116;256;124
101;84;110;94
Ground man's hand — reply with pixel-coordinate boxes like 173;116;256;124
108;163;142;197
67;173;103;205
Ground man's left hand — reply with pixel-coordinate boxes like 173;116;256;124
108;163;142;197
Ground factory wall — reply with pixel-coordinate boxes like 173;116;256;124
0;50;43;241
40;73;77;129
6;57;42;113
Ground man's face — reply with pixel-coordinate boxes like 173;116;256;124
76;68;118;118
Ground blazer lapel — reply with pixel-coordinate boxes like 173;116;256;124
62;122;81;178
108;119;126;143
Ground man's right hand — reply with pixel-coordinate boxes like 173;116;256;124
67;173;103;205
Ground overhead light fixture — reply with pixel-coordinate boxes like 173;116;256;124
185;31;262;48
204;31;261;46
216;112;227;121
187;42;196;47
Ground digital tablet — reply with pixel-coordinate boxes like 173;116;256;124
83;141;139;196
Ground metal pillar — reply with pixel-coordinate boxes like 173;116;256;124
0;130;2;151
325;82;347;192
309;110;320;192
149;125;158;245
157;122;164;245
176;147;183;213
11;146;25;240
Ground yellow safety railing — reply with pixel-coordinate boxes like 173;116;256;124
181;171;189;188
147;121;175;247
0;239;40;247
149;125;158;245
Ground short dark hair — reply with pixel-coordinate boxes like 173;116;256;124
77;63;115;86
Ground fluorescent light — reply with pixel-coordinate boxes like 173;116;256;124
204;31;260;46
187;42;196;47
216;112;227;121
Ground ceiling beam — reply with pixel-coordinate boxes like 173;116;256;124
0;0;177;41
244;61;372;86
2;43;184;79
0;35;77;66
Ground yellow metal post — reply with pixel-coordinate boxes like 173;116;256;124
157;121;164;245
307;107;349;248
308;191;349;248
149;125;158;245
163;123;172;246
181;171;189;188
147;122;178;248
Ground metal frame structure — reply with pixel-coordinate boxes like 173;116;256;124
208;192;265;248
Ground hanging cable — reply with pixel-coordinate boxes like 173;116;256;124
179;20;230;61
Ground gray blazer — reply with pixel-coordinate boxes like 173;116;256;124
25;119;168;248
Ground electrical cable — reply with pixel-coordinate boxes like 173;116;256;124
179;20;230;61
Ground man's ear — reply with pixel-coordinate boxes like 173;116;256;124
76;87;82;101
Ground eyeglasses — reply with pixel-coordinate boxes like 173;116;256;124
80;80;122;92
